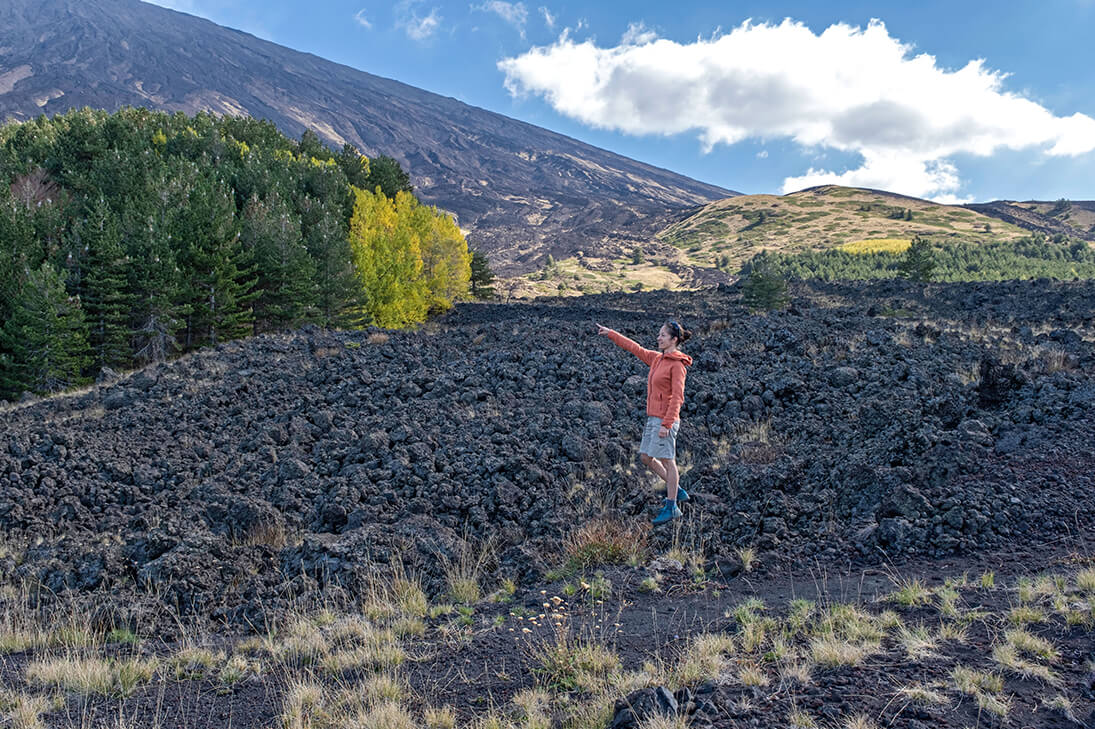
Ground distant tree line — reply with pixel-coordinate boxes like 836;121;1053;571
741;234;1095;285
0;107;486;400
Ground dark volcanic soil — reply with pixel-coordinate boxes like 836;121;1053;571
1;279;1094;633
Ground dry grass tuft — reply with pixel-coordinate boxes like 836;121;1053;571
737;662;769;687
511;688;552;729
777;657;812;685
1042;695;1078;721
423;706;457;729
842;715;878;729
1076;567;1095;593
169;646;224;680
991;643;1059;684
736;546;756;573
787;709;817;728
887;577;931;607
361;673;405;704
952;665;1003;694
282;680;327;729
896;623;937;660
388;572;429;618
669;633;734;686
1;691;53;729
564;517;649;569
975;691;1011;718
809;637;874;667
937;622;968;642
1005;628;1059;661
25;655;158;697
1008;605;1047;626
897;683;950;706
530;627;620;693
0;613;96;655
349;701;416;729
219;654;262;688
440;538;494;606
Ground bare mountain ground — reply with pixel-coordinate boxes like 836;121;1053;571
966;200;1095;243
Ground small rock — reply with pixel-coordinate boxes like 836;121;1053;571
830;366;859;387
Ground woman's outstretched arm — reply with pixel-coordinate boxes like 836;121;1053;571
595;323;658;366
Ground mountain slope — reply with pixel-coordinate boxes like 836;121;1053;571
0;0;735;274
656;185;1036;273
965;199;1095;241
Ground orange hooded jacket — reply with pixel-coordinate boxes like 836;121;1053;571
605;329;693;427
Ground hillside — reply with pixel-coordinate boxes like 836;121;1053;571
0;0;734;276
967;199;1095;241
656;185;1036;275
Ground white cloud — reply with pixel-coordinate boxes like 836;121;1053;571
539;6;555;30
498;18;1095;200
620;22;656;46
396;1;442;41
353;9;372;29
474;1;528;36
756;149;768;159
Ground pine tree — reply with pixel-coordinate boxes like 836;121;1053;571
741;254;790;312
300;196;367;328
469;249;497;300
0;196;37;328
241;192;318;332
365;155;413;199
80;199;132;371
0;262;91;398
335;144;370;189
172;168;257;348
122;176;186;366
899;235;935;282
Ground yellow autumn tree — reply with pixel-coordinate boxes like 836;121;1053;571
417;204;471;313
348;187;428;328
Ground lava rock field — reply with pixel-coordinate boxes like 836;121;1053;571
1;279;1093;631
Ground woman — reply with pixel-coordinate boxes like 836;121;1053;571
596;320;693;524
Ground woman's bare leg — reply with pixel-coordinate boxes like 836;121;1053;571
659;458;679;500
640;453;668;482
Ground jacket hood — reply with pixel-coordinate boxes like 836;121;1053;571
663;350;693;367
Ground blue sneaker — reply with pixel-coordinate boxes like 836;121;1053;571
652;501;683;525
675;487;690;503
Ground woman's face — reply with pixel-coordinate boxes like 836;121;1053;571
657;324;677;351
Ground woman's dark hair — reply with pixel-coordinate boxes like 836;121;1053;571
667;319;691;344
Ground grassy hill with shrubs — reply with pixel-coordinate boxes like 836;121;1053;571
659;185;1034;275
750;234;1095;284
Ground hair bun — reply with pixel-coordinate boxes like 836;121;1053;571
679;328;692;344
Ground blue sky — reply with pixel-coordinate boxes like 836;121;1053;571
148;0;1095;203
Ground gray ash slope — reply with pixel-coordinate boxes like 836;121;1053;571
2;280;1094;629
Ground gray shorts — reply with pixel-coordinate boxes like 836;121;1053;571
639;416;679;460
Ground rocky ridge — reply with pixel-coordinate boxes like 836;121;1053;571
1;280;1093;631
